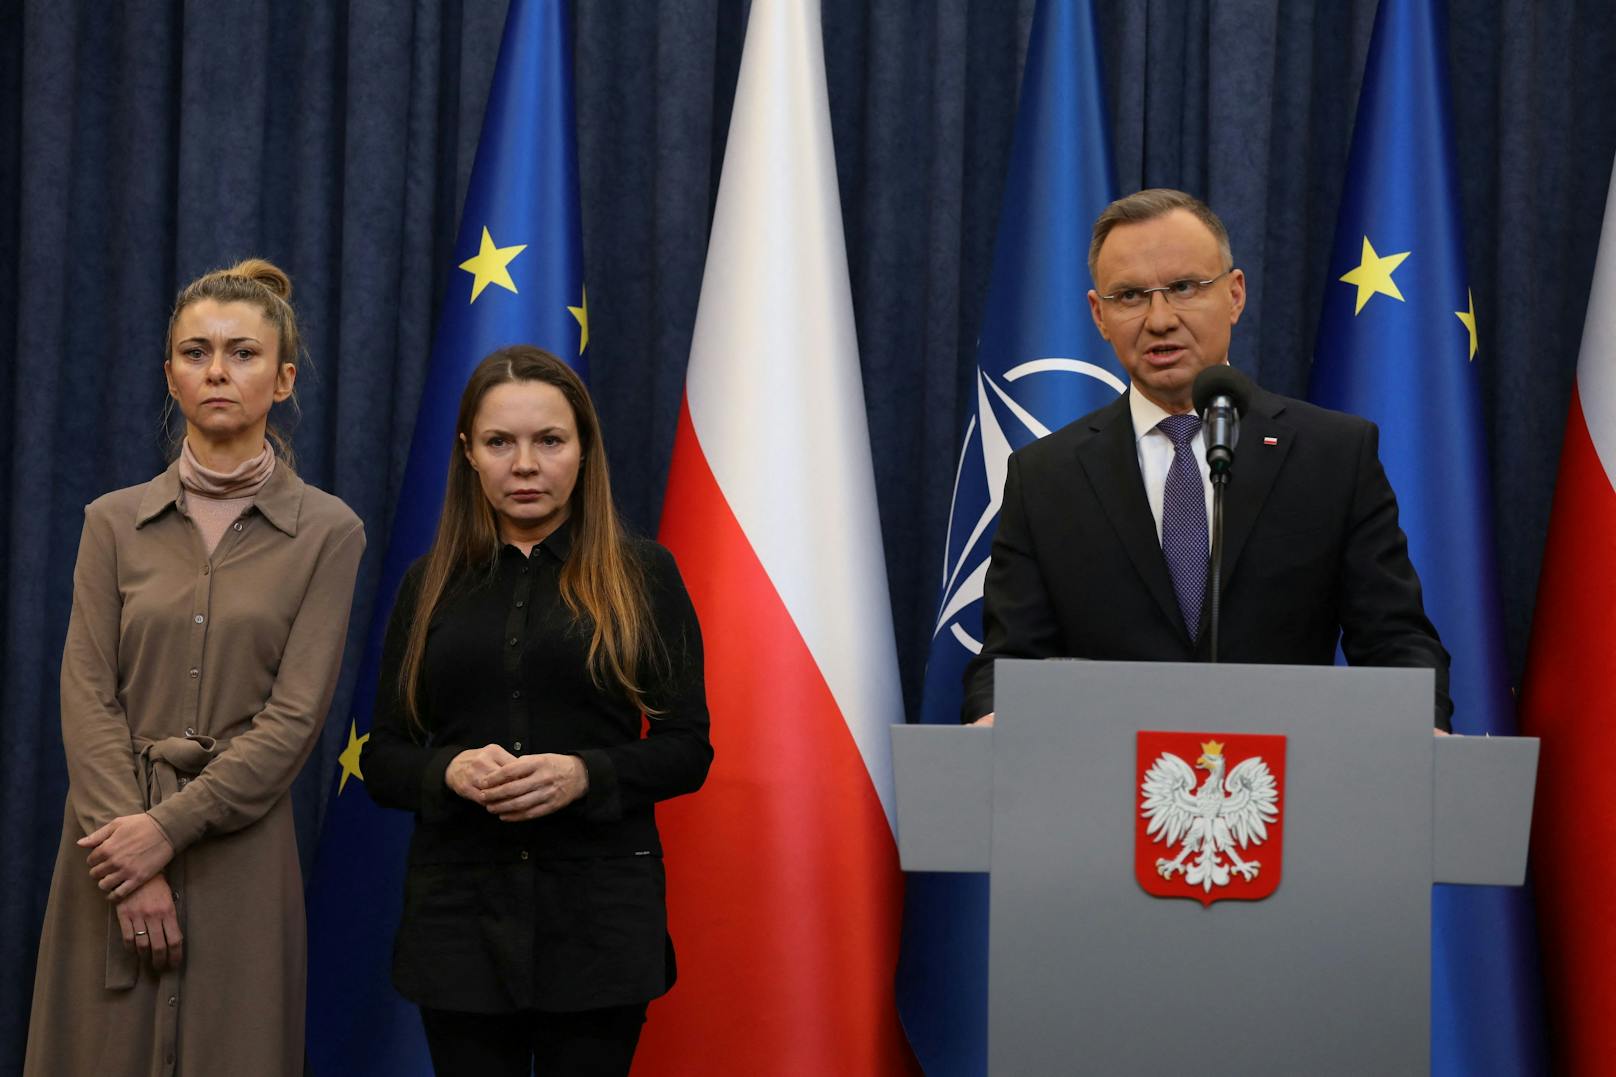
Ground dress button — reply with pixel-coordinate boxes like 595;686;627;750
511;689;521;700
184;727;195;737
168;995;177;1007
508;636;519;647
515;599;525;608
202;565;210;575
177;778;189;788
189;668;199;678
513;740;522;752
520;850;529;861
194;614;205;624
232;521;243;532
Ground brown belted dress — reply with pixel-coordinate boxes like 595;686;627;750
23;462;364;1077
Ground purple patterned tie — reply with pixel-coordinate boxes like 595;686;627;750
1158;413;1207;641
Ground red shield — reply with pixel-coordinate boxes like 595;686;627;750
1135;731;1286;906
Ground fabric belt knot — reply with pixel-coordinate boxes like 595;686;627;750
1158;412;1208;642
104;732;220;990
137;733;220;809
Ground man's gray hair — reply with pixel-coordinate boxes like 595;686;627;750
1088;188;1233;283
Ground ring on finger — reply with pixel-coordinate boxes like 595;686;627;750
134;929;148;937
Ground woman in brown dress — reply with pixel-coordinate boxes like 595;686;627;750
24;260;365;1076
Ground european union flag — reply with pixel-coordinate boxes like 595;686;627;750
1307;1;1545;1072
303;1;586;1072
896;1;1120;1072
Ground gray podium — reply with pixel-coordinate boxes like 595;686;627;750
892;660;1538;1076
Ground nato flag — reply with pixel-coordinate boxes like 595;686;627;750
303;2;587;1072
896;1;1121;1073
1307;1;1545;1073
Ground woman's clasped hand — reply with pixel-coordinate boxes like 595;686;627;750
79;812;175;899
446;745;591;821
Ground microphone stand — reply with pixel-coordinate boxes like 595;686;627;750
1208;471;1229;664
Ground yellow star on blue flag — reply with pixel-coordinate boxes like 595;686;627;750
459;227;527;302
1455;289;1478;360
568;286;589;354
335;720;368;795
1339;236;1410;314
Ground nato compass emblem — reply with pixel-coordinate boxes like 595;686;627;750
1136;732;1286;906
932;358;1124;655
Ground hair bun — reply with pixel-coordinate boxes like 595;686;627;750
224;258;293;301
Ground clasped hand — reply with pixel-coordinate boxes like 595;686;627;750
116;874;183;971
80;813;175;901
446;745;590;822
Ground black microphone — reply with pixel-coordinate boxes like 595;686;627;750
1192;365;1254;481
1190;364;1254;665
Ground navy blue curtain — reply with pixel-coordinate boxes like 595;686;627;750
3;0;1612;1068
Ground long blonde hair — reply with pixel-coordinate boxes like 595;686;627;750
399;346;665;726
164;257;304;464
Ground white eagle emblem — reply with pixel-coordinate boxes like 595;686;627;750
1140;739;1279;892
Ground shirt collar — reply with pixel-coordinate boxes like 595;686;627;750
135;457;303;536
1127;378;1214;444
540;518;573;562
1128;384;1177;445
250;464;304;535
504;517;574;564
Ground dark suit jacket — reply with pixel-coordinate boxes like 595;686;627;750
962;387;1452;728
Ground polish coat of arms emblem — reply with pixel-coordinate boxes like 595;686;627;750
1135;731;1286;906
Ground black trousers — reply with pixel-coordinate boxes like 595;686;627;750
419;1002;648;1077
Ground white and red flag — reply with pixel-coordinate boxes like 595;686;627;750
636;0;916;1072
1519;154;1616;1071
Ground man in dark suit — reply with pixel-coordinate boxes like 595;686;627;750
962;188;1451;729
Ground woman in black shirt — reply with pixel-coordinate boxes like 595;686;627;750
362;345;711;1076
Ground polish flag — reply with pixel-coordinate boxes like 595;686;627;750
634;0;916;1073
1519;155;1616;1072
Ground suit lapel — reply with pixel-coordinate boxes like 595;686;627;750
1075;394;1187;638
1215;389;1292;593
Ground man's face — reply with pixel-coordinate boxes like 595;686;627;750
1087;208;1246;413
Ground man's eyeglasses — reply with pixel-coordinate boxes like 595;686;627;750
1097;269;1234;314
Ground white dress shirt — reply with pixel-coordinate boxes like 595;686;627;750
1129;385;1214;548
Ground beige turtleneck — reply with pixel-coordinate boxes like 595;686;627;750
177;439;277;554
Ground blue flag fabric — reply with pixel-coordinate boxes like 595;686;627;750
895;2;1119;1072
1307;1;1545;1072
303;2;586;1072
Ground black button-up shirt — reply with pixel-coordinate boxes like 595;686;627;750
362;524;711;1013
